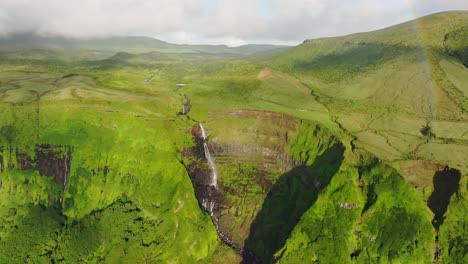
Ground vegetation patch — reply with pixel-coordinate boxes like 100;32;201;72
445;25;468;67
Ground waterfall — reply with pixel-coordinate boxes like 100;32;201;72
63;157;68;188
61;153;70;206
182;105;186;114
201;198;215;214
199;123;218;188
189;124;257;258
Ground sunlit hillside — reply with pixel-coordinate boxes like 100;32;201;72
0;10;466;264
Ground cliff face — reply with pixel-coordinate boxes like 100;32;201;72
208;109;301;172
183;110;299;244
182;108;462;264
183;109;345;261
1;145;72;185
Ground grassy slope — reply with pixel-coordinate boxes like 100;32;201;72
255;11;468;263
0;66;219;262
275;151;435;264
0;11;466;264
258;11;468;170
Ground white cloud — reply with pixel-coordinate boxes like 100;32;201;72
0;0;467;45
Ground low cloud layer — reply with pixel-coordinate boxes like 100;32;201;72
0;0;467;46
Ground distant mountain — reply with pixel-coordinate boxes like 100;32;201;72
0;34;290;59
232;44;290;55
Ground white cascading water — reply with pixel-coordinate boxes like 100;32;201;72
199;123;218;188
60;154;69;206
197;124;248;255
201;198;215;214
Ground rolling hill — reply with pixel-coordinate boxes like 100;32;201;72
0;34;289;60
0;11;466;264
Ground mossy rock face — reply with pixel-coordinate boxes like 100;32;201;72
183;111;440;264
183;110;301;244
184;110;346;262
274;153;437;264
244;143;345;263
0;97;219;263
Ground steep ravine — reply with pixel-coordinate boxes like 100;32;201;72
182;124;245;253
181;107;464;263
182;110;346;263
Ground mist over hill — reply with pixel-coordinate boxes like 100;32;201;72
0;33;289;60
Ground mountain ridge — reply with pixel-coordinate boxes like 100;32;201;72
0;33;290;58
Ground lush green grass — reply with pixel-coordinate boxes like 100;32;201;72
0;70;219;262
440;59;468;97
276;152;435;263
438;175;468;264
290;43;414;83
0;11;467;264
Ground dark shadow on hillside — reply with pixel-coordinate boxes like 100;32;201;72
444;26;468;68
242;143;345;263
0;204;64;261
427;167;461;229
293;43;416;82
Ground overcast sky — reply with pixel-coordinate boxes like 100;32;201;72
0;0;467;46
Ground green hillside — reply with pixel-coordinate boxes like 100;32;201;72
0;11;467;264
257;11;468;263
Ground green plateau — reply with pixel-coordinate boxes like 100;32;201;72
0;11;467;264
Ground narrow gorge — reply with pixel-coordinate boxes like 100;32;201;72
182;110;349;262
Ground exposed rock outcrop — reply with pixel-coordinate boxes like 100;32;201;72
1;144;72;185
183;109;345;263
